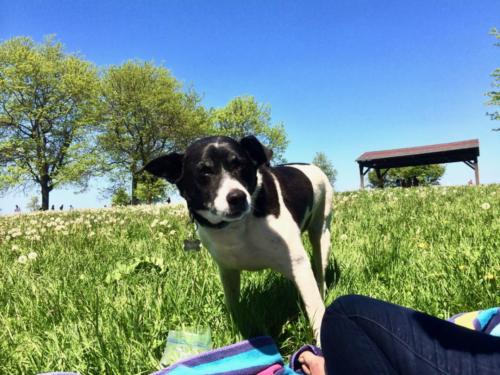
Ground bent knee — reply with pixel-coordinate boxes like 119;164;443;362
325;294;375;318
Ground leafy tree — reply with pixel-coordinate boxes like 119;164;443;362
211;96;288;163
486;27;500;131
111;187;130;206
0;36;100;209
26;196;40;211
368;165;445;188
312;152;337;187
135;174;175;204
99;61;209;204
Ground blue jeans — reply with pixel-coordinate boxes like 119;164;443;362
321;295;500;374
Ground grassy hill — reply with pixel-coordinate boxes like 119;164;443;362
0;184;498;374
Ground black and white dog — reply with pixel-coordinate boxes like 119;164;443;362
144;136;333;342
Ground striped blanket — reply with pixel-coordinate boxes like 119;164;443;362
448;307;500;337
151;336;301;375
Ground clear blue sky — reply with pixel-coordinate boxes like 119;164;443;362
1;0;499;212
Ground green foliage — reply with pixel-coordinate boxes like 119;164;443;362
368;164;446;187
210;96;288;163
26;196;40;212
0;185;498;373
135;174;175;204
98;61;210;203
111;187;130;206
311;152;337;186
486;27;500;130
0;36;100;209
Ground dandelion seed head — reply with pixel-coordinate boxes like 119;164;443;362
27;251;38;260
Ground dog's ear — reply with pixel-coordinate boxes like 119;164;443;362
142;153;184;183
240;135;273;166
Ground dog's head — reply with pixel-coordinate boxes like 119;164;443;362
144;135;272;225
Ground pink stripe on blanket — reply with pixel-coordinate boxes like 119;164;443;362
257;364;283;374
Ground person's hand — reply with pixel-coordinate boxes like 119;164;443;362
298;351;326;375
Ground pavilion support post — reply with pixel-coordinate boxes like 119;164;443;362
464;159;480;185
359;164;365;190
474;157;480;185
375;168;384;188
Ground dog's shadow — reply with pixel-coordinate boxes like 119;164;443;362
232;258;341;340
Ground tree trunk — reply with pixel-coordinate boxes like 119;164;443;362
131;173;139;205
40;176;52;210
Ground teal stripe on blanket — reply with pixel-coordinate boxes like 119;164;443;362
166;344;284;375
477;308;499;330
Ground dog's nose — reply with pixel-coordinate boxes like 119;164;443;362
226;189;247;209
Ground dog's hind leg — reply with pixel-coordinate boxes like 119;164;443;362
308;187;333;298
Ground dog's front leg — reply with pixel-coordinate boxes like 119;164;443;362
218;266;241;312
287;255;325;345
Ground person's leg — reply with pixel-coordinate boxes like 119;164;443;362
321;295;500;375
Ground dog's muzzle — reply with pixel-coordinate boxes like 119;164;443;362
226;189;249;218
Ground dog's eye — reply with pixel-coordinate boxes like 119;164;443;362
228;158;243;170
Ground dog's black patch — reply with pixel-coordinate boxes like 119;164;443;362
252;167;280;218
272;165;314;230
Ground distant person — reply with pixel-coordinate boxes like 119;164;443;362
69;205;74;211
166;197;171;204
468;179;474;186
59;204;64;210
51;204;55;210
14;204;21;213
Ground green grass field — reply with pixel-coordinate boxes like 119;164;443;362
1;185;499;374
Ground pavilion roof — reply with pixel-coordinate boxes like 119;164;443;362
356;139;479;169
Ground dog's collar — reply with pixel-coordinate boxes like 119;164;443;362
191;211;230;229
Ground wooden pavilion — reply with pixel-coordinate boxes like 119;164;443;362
356;139;480;189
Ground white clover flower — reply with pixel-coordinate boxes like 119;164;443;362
17;255;28;264
481;202;491;210
27;251;38;260
169;229;176;235
340;234;348;241
11;244;20;252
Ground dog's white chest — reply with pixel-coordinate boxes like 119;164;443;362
197;214;301;272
